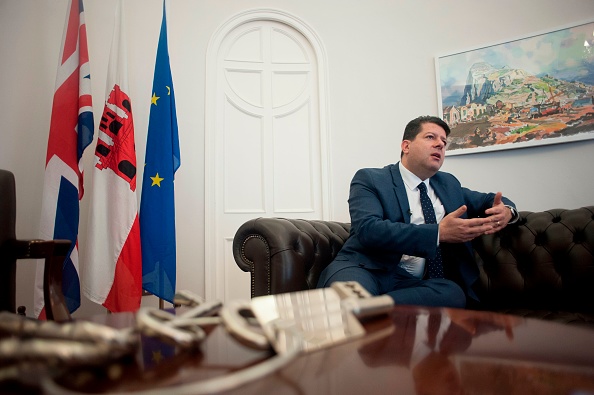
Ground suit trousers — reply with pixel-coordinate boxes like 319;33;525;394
318;264;466;308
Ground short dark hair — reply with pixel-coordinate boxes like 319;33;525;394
401;116;450;158
403;115;450;141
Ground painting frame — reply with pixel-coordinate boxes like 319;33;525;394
435;19;594;156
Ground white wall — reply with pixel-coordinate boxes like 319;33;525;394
2;0;594;317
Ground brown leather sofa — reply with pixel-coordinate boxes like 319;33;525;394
233;206;594;328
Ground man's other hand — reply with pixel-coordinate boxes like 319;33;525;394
439;205;493;243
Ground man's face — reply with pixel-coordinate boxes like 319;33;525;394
401;122;447;180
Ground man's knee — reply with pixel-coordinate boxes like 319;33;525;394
319;267;380;296
440;280;466;308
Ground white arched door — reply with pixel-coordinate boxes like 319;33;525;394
205;11;330;302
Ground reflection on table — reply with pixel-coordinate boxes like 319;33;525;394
4;305;594;395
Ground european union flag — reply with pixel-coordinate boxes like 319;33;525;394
140;1;180;303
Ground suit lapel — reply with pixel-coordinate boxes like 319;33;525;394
430;176;457;215
390;164;411;223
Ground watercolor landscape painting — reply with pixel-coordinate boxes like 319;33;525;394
436;21;594;155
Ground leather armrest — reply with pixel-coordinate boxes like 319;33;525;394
233;218;350;297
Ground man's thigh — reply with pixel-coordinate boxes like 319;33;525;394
388;278;466;308
318;264;466;308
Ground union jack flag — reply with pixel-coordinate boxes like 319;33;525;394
34;0;94;318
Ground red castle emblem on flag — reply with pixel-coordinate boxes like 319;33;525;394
95;84;137;191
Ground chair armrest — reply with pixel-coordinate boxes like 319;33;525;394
10;239;70;259
9;239;72;321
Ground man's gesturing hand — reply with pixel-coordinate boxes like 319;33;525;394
439;205;493;243
483;192;513;234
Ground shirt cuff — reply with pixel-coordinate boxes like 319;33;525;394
505;205;520;224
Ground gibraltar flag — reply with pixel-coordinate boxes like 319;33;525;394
82;0;142;312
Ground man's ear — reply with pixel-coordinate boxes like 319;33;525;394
401;140;410;155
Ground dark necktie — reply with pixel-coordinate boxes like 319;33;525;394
418;182;444;279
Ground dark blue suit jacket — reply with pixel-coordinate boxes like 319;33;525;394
319;163;515;300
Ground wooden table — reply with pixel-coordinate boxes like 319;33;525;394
39;306;594;394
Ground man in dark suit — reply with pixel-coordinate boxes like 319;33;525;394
317;115;519;308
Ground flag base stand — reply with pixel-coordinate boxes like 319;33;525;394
142;289;167;310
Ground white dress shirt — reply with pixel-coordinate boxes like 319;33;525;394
398;163;445;278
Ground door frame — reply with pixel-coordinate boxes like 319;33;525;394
204;9;332;301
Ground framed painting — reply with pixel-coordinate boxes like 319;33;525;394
436;20;594;155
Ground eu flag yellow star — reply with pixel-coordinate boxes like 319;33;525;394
151;92;160;105
150;172;164;187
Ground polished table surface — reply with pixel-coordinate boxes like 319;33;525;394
36;306;594;394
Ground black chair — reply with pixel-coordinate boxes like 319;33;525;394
0;169;72;321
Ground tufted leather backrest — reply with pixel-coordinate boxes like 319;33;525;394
473;206;594;314
233;207;594;317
